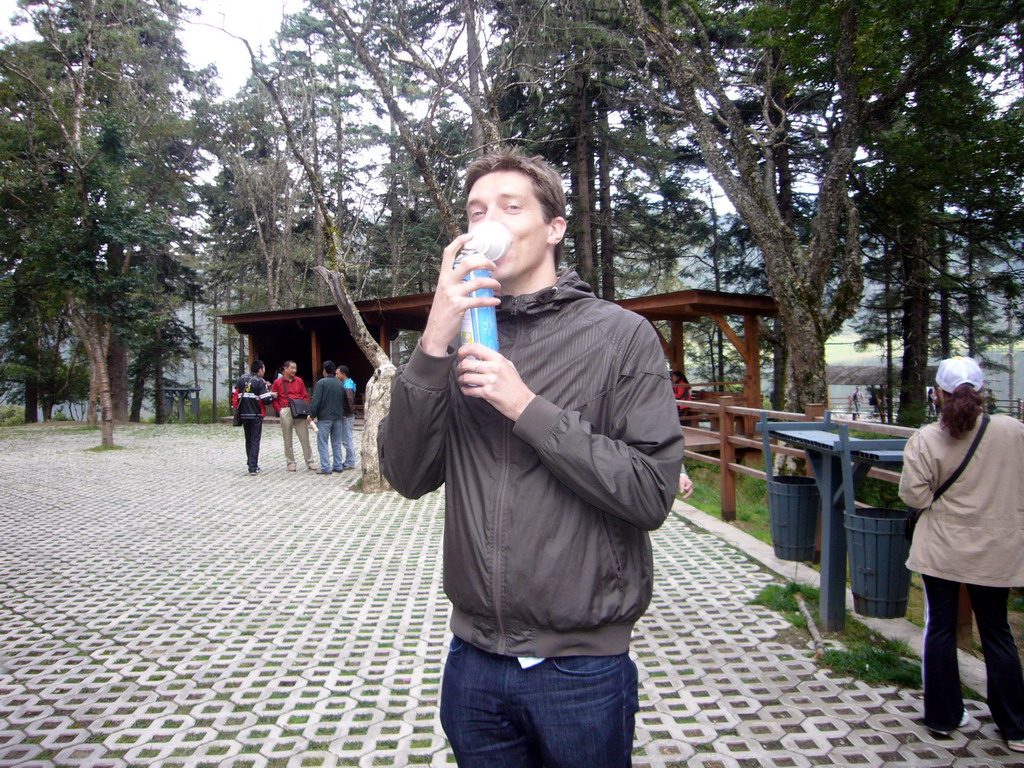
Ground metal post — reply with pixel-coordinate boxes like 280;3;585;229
816;450;847;632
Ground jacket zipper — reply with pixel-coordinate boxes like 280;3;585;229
491;297;522;653
491;419;512;653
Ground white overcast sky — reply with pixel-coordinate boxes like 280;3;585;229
0;0;295;98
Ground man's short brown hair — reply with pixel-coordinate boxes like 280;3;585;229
464;148;566;263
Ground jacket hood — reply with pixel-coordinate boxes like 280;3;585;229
496;269;594;318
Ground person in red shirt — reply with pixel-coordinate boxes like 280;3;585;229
270;360;316;471
671;370;691;422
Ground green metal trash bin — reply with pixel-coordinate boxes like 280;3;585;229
845;507;912;619
767;476;820;561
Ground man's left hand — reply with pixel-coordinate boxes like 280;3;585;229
678;474;694;499
456;344;535;421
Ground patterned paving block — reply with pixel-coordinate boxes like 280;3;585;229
3;424;1024;767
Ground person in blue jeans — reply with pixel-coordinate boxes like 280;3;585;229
308;360;346;474
379;149;683;766
336;365;357;470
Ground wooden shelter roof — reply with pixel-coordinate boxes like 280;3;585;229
618;289;778;322
222;288;778;335
221;287;778;410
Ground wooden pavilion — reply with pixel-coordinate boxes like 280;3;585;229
221;288;777;408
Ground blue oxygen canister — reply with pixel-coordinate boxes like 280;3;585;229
454;221;511;352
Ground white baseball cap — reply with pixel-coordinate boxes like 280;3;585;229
935;356;984;393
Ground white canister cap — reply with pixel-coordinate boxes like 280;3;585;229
466;221;511;262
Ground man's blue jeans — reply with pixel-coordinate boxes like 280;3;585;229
440;637;638;767
316;419;344;472
340;415;356;469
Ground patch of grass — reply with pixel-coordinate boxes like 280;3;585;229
1009;589;1024;614
821;644;921;688
682;465;773;547
682;462;935;633
751;583;922;689
0;405;25;426
750;582;819;629
85;444;126;452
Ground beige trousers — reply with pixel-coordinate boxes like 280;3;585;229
280;407;312;466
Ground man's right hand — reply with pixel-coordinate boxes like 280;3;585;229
420;233;501;357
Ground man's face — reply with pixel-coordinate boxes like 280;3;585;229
284;362;297;380
465;170;566;297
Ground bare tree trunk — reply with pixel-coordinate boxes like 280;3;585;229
314;266;394;492
387;137;404;295
571;65;595;285
709;191;724;386
226;322;234;393
130;367;144;423
212;289;220;421
69;304;114;446
155;324;166;425
899;235;930;426
87;376;98;427
938;245;952;357
771;318;787;410
24;381;38;423
107;339;129;422
192;299;200;389
464;0;485;152
965;225;978;355
597;100;615;300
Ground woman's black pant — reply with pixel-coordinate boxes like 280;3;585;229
922;574;1024;739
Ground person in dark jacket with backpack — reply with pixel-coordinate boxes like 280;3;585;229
233;360;275;475
379;149;683;767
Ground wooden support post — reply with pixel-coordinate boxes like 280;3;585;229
804;403;826;422
670;320;683;372
719;396;736;521
310;328;321;382
379;325;392;359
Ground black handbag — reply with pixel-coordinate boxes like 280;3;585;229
288;397;311;418
904;414;989;540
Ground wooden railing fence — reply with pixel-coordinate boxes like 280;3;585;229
681;398;918;520
680;401;985;646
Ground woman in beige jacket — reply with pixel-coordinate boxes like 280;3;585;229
899;357;1024;751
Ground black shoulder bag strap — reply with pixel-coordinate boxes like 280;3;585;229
905;413;990;540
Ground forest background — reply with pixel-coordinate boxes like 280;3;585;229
1;0;1022;451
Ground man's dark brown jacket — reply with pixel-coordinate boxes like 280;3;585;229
379;271;684;657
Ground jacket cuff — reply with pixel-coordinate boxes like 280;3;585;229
513;396;562;446
403;341;456;390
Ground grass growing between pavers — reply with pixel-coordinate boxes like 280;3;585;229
683;464;773;546
683;463;929;613
685;466;982;691
751;583;922;688
684;461;1024;672
84;444;126;452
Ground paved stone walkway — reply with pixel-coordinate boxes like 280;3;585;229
0;423;1021;767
